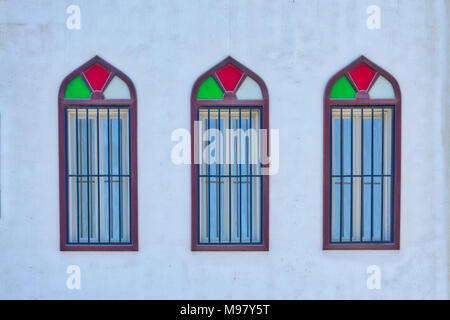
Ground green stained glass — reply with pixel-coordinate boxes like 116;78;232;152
197;76;223;100
65;75;91;99
330;76;356;99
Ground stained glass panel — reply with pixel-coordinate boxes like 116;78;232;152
216;64;243;92
349;63;376;91
236;76;263;100
103;76;131;99
369;75;395;99
197;76;223;100
65;75;91;99
83;63;111;91
330;76;356;99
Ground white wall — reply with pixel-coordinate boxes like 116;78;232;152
0;0;448;299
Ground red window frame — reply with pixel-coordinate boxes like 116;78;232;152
190;57;269;251
323;55;401;250
58;56;138;251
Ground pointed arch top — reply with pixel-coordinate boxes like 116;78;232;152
324;55;401;102
59;56;136;103
191;56;268;103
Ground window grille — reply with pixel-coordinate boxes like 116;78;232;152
197;106;263;244
66;106;131;244
323;56;401;250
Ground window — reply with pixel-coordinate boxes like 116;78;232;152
191;57;269;251
323;56;401;250
59;56;138;251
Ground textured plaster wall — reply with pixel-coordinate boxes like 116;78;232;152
445;0;450;296
0;0;448;299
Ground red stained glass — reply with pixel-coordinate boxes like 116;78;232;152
348;63;376;91
216;64;243;92
83;63;111;91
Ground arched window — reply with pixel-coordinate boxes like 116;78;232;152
191;57;269;251
323;56;401;250
58;56;138;251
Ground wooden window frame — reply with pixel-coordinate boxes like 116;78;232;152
323;55;401;250
58;56;138;251
190;57;269;251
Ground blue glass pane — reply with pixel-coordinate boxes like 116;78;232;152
111;180;120;241
241;177;251;242
207;118;225;177
373;119;382;175
232;177;240;241
343;118;352;175
110;119;119;175
333;118;341;175
103;119;109;173
79;177;89;239
102;177;110;241
362;177;372;240
342;177;352;240
363;117;372;175
372;177;382;240
232;119;239;176
240;119;250;176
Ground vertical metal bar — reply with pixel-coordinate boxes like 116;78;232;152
118;108;122;243
339;108;343;242
107;108;111;243
371;107;374;241
97;107;100;242
350;108;353;241
218;109;221;243
228;107;232;243
207;108;210;243
249;109;253;243
86;108;90;243
239;108;242;243
360;106;364;241
75;107;80;243
381;106;385;241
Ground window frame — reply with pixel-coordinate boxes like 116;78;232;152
323;55;401;250
190;57;269;251
58;56;138;251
